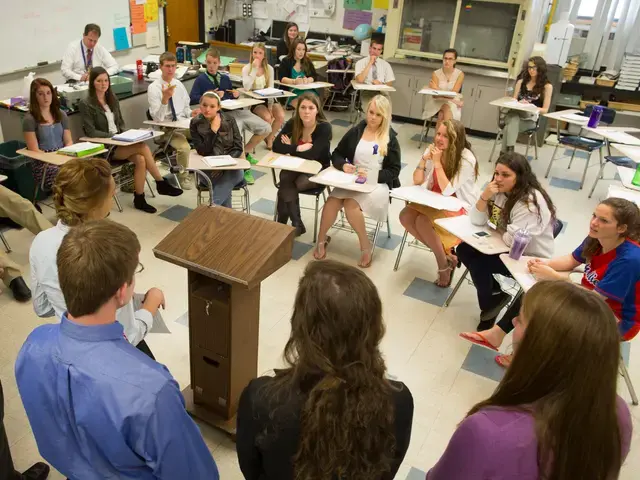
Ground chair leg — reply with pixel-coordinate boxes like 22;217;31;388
620;353;639;406
567;147;577;169
588;161;606;198
545;144;560;178
533;137;539;161
525;133;531;159
146;176;156;198
113;194;123;213
580;151;592;189
393;230;409;272
244;186;251;214
313;194;320;243
443;267;469;307
418;118;428;149
370;222;381;259
386;218;391;238
488;130;502;163
197;189;202;207
0;231;11;253
272;195;278;222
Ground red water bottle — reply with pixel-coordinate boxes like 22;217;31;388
136;59;144;80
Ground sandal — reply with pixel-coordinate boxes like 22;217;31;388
313;236;331;260
459;332;499;352
495;353;513;369
358;247;373;268
434;256;456;288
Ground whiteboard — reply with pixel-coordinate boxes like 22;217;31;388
0;0;131;76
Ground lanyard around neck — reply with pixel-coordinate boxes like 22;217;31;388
81;42;91;70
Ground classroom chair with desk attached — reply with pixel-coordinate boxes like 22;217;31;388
443;218;564;308
545;106;616;189
588;155;637;198
197;179;251;214
489;111;540;163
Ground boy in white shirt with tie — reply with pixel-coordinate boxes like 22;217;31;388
148;52;196;189
354;38;395;111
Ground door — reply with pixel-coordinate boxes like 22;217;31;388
164;0;202;52
469;85;506;134
388;73;414;118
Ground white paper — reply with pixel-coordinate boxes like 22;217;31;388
607;185;640;205
418;88;457;97
221;99;245;109
603;131;640;145
142;54;160;64
514;272;537;292
203;155;237;167
136;0;146;4
390;186;464;212
58;142;102;153
561;113;589;123
294;81;332;89
320;169;358;184
502;99;537;110
272;156;304;169
352;83;395;91
254;87;284;96
253;2;269;19
112;129;153;142
145;25;161;48
283;0;297;13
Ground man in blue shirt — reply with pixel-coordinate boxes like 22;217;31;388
15;219;219;480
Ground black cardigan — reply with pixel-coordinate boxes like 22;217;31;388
278;57;317;82
236;375;414;480
79;97;126;138
331;120;402;189
189;112;243;158
276;38;289;60
272;119;332;170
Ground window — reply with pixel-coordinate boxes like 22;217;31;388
577;0;624;19
396;0;523;65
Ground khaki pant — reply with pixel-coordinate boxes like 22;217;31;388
0;185;53;286
164;129;192;171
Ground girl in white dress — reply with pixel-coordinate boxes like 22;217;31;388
422;49;464;124
314;95;402;268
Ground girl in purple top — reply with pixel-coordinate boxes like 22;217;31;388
428;281;632;480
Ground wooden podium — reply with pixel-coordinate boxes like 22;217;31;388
153;205;295;435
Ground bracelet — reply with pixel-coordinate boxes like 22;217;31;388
480;195;490;202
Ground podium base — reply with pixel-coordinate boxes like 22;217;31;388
182;386;237;441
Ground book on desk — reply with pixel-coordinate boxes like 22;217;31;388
112;129;155;142
57;142;105;157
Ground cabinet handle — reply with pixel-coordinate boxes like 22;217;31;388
478;89;482;100
470;88;474;97
205;301;211;316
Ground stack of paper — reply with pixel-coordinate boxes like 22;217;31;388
255;88;284;97
272;156;304;169
220;99;244;109
418;88;457;97
112;129;154;142
57;142;105;157
617;54;640;91
321;169;358;184
202;155;237;167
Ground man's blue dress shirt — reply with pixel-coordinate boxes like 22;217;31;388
15;314;219;479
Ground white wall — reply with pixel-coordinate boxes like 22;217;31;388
0;10;166;142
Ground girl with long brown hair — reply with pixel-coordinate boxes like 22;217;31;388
272;92;332;236
277;22;299;60
279;38;319;108
242;43;284;149
429;281;632;479
236;260;413;480
399;119;479;287
23;78;73;191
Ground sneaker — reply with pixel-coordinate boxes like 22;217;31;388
178;174;193;190
156;180;183;197
134;193;158;214
244;170;255;185
246;153;259;165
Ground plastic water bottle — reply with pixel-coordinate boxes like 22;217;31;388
632;164;640;187
587;105;604;128
509;227;531;260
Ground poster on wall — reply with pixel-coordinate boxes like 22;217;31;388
309;0;335;17
344;0;372;10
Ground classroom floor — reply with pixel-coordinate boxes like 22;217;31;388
1;110;639;479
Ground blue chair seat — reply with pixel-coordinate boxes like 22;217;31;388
604;156;638;169
559;135;604;151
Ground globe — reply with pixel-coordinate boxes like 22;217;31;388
354;24;373;43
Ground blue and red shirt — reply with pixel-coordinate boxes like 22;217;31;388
573;238;640;341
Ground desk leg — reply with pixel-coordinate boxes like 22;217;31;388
349;91;357;125
32;164;48;204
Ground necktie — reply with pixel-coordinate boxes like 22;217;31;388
169;97;177;121
372;62;378;81
86;49;93;69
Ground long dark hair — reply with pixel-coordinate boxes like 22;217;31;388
28;78;62;124
440;119;478;182
288;37;314;77
495;152;556;228
263;260;397;480
291;92;327;144
521;56;549;97
88;67;117;111
582;197;640;260
284;22;299;50
468;281;623;480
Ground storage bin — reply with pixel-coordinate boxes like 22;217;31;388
0;140;45;201
110;75;134;95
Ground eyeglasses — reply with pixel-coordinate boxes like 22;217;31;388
527;65;537;70
136;263;145;274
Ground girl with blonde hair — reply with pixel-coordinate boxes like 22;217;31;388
242;43;284;149
314;95;401;268
399;119;479;287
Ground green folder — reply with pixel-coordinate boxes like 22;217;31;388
57;142;105;157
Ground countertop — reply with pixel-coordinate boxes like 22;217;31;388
387;56;510;80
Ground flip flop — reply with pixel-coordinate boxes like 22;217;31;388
313;236;331;260
458;332;499;352
358;247;373;268
495;353;513;369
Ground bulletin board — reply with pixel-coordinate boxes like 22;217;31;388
129;0;162;49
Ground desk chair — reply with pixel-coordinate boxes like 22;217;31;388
145;110;184;187
620;348;638;405
269;170;328;243
443;219;564;308
109;159;156;213
588;156;637;198
489;113;540;163
196;179;251;213
545;106;616;189
418;114;438;150
0;228;10;253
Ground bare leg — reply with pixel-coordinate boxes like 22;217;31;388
289;98;299;109
267;103;286;149
343;198;372;267
315;196;343;258
245;133;266;153
114;145;151;194
415;214;452;286
399;207;430;245
441;103;453;122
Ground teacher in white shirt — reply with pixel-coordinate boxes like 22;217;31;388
61;23;119;82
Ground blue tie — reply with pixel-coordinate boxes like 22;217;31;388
169;97;177;121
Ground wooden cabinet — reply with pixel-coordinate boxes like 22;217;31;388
388;71;432;119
